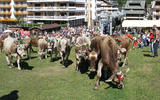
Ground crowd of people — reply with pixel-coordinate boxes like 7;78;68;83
0;24;160;57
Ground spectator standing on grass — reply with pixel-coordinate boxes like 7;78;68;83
153;25;159;57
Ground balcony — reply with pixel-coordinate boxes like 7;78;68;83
27;0;85;3
14;11;28;15
14;0;26;1
0;18;16;21
14;4;27;8
27;15;85;21
27;6;85;11
0;5;11;8
0;0;11;2
0;11;11;15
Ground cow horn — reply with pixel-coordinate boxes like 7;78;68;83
120;48;127;54
122;68;130;73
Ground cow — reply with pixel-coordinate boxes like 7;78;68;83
88;36;126;90
30;36;42;52
38;37;48;60
115;35;132;67
47;36;59;62
75;36;91;72
0;39;3;52
3;36;26;70
59;37;71;66
21;37;32;59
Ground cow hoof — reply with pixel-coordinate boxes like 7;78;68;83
9;66;13;68
94;87;98;90
18;68;21;70
118;83;124;89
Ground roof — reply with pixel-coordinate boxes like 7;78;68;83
122;20;160;27
124;0;146;9
40;24;61;30
29;24;61;30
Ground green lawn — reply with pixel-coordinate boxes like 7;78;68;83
0;47;160;100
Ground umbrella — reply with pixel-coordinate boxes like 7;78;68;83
4;30;13;33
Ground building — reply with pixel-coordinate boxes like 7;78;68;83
27;0;87;27
101;0;118;14
0;0;28;24
27;0;104;27
123;0;146;20
85;0;103;25
151;0;160;20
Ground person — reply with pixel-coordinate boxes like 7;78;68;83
153;26;159;57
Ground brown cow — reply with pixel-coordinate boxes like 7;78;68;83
115;35;132;67
22;37;32;59
75;36;90;72
89;36;125;90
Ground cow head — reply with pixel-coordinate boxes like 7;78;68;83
117;48;126;61
114;68;129;89
17;45;26;57
76;44;89;59
88;51;98;72
47;42;53;53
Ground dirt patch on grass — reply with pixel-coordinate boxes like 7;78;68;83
32;66;65;77
150;79;160;92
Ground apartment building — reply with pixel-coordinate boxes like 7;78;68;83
101;0;118;14
152;0;160;20
27;0;87;26
0;0;28;23
123;0;146;20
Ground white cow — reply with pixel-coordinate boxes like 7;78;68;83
59;37;71;65
3;36;26;70
38;37;48;59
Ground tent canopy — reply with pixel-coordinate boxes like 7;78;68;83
122;20;160;28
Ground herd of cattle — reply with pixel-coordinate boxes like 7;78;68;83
0;33;132;90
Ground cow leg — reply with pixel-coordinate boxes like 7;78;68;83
6;56;10;66
17;57;21;70
66;47;71;62
75;54;79;72
45;51;47;59
28;47;31;59
94;59;103;90
122;54;127;67
105;71;117;82
38;51;41;60
54;47;58;59
50;51;53;62
60;51;64;64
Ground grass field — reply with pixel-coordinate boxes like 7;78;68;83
0;47;160;100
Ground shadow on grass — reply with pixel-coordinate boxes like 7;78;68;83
60;60;73;68
144;54;154;57
142;50;151;53
23;56;37;61
50;57;61;62
78;58;89;74
0;90;19;100
105;82;118;89
13;61;34;70
87;72;97;79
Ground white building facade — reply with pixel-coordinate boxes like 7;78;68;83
27;0;104;26
0;0;27;22
27;0;87;26
152;0;160;20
